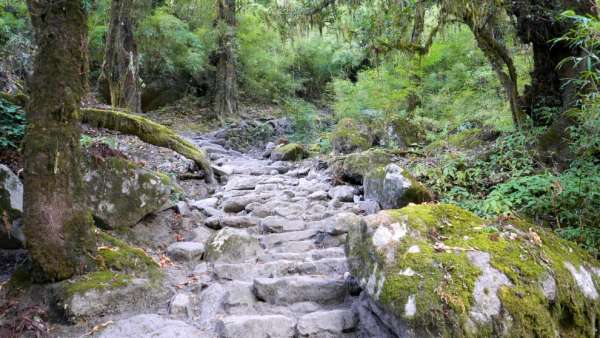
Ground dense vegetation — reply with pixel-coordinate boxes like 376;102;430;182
0;0;598;278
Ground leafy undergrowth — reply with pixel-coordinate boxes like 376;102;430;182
409;127;600;257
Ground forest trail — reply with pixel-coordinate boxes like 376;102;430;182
96;130;365;337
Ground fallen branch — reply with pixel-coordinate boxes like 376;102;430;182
81;108;215;183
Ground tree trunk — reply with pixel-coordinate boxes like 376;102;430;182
470;24;526;127
214;0;238;117
509;0;597;125
81;108;216;183
99;0;142;113
24;0;96;282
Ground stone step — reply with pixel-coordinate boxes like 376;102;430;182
253;276;347;305
258;247;346;263
260;229;320;248
213;258;349;281
297;309;359;338
217;314;296;338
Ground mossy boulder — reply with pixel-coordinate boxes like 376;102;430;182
270;143;309;161
84;156;175;229
330;118;373;155
0;164;25;248
332;149;394;185
53;230;166;322
378;116;425;149
205;227;264;263
346;203;600;337
364;164;433;210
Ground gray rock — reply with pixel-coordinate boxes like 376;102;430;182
253;276;347;305
328;185;357;202
0;166;24;246
225;175;261;191
197;283;228;331
206;227;263;263
354;200;381;215
308;190;330;201
297;309;358;337
84;157;174;230
57;278;168;322
167;241;205;262
192;226;215;245
222;196;258;213
326;212;361;236
221;215;261;228
176;201;191;217
190;197;219;210
217;315;296;338
169;293;192;318
467;251;512;323
363;164;431;210
261;229;319;247
224;281;256;308
98;314;206;338
260;216;305;233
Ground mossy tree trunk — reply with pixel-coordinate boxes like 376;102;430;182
81;108;216;183
24;0;96;282
99;0;142;113
213;0;238;117
509;0;597;125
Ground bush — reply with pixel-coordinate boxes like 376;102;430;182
137;9;208;79
0;97;25;149
237;12;298;102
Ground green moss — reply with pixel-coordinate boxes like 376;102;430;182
377;204;600;337
330;118;372;154
273;143;309;161
81;108;214;183
64;271;129;297
95;230;160;280
379;238;481;336
448;129;483;149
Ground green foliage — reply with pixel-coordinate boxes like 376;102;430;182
237;12;298;101
137;8;208;78
0;97;25;149
290;34;362;100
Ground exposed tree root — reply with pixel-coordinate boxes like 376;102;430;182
81;108;215;183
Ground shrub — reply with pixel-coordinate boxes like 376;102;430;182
0;97;25;150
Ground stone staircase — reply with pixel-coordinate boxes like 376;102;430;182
96;135;371;338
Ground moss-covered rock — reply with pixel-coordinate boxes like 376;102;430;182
330;118;373;155
53;229;165;322
84;156;175;230
0;164;25;248
205;227;264;263
346;204;600;337
331;149;394;184
379;116;425;149
364;164;433;209
270;143;309;161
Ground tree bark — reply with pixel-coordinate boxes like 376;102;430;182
509;0;597;125
24;0;96;282
99;0;142;113
214;0;238;117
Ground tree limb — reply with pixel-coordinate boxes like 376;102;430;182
81;108;215;183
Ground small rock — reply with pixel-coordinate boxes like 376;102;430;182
297;309;358;337
328;185;357;202
217;315;296;338
167;241;205;262
176;201;191;217
169;293;192;318
98;314;204;338
308;190;329;201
